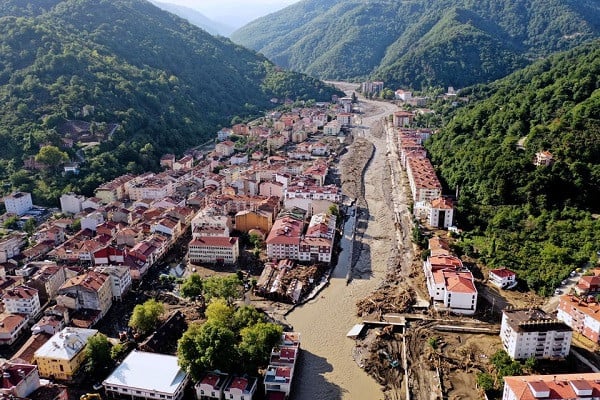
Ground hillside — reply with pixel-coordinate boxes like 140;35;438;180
426;41;600;294
0;0;341;204
150;1;234;36
231;0;600;89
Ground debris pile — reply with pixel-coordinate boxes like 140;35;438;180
255;259;327;304
356;284;415;317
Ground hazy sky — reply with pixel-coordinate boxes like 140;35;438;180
161;0;299;27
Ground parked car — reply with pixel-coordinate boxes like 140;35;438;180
554;289;562;295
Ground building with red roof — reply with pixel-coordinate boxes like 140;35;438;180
195;371;229;400
557;295;600;343
489;267;517;289
503;373;600;400
224;376;257;400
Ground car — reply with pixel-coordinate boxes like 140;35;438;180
554;289;562;296
561;280;568;285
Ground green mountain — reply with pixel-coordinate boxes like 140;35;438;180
231;0;600;89
0;0;341;203
426;41;600;294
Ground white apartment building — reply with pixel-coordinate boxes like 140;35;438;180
188;237;239;264
501;308;572;360
59;193;85;215
4;192;33;216
2;285;41;318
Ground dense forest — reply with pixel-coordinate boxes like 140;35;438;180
231;0;600;89
427;41;600;294
0;0;341;205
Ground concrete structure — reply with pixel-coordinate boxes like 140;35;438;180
188;237;239;264
503;373;600;400
59;193;85;215
93;265;132;301
103;350;189;400
0;314;28;345
56;271;113;319
4;192;33;216
428;197;454;228
501;308;572;360
557;295;600;343
0;361;40;398
2;285;41;318
489;268;517;289
223;376;257;400
33;327;98;381
266;217;303;261
195;371;229;400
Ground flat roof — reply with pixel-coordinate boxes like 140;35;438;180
103;350;187;394
34;328;97;361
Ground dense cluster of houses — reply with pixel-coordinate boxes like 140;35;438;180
0;100;353;399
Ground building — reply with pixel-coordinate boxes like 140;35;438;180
489;268;517;289
103;350;189;400
0;361;40;398
266;217;303;261
93;265;132;301
0;314;28;345
501;308;572;360
223;376;257;400
4;192;33;216
195;371;229;400
0;233;27;263
393;111;414;127
503;373;600;400
424;250;477;315
428;197;454;228
56;271;113;319
28;263;66;305
188;237;240;264
33;327;98;381
557;295;600;343
534;151;554;167
2;285;41;318
406;157;442;203
59;193;85;215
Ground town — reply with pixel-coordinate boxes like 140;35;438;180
0;81;598;400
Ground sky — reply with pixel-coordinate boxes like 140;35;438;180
160;0;300;27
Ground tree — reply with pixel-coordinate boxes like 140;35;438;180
248;233;263;249
35;145;68;170
202;274;242;303
23;218;36;235
328;204;340;218
232;305;265;331
3;216;19;230
238;322;283;371
177;321;238;379
476;372;495;391
84;333;113;377
128;299;164;335
180;273;203;298
204;298;234;326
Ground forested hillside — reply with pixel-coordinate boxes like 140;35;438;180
0;0;340;204
427;41;600;294
150;1;234;36
231;0;600;89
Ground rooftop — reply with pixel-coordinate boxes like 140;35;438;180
34;327;97;361
103;350;187;394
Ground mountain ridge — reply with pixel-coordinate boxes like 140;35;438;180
231;0;600;89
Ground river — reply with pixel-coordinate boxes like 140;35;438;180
285;91;400;400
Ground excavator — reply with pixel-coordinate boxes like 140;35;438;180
80;394;102;400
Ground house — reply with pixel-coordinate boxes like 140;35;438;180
103;350;189;400
393;111;414;127
0;314;28;345
0;361;40;398
224;376;258;400
503;373;600;400
195;372;229;400
4;192;33;216
395;89;412;101
93;265;132;301
2;285;41;318
0;233;27;263
93;246;125;266
215;141;235;157
534;151;554;167
500;308;572;360
557;295;600;343
59;193;85;215
28;264;66;305
33;327;98;381
489;268;517;289
188;237;239;264
323;121;340;136
428;197;454;228
160;154;176;169
264;366;293;398
56;271;113;319
574;270;600;295
336;112;352;126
